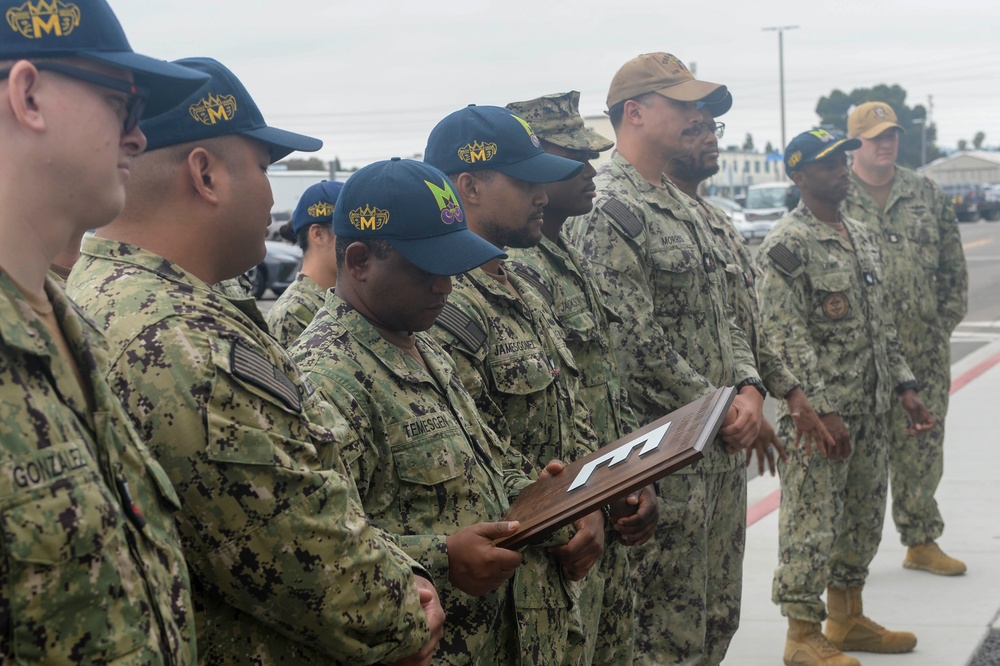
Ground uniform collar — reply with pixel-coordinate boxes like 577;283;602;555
330;294;453;390
605;150;693;216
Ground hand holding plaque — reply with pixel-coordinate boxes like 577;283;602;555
496;387;736;549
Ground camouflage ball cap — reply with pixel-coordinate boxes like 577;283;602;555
334;158;506;276
607;52;728;111
784;129;861;177
292;180;343;235
0;0;208;116
505;91;613;157
140;57;322;162
424;104;584;183
848;101;905;139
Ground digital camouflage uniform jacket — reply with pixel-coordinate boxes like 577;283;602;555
67;237;430;666
291;294;534;665
507;236;638;442
843;167;968;358
563;152;760;473
265;272;328;349
755;206;916;418
0;273;194;665
506;237;639;666
429;266;596;665
702;201;800;398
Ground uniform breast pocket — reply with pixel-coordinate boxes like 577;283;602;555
489;350;553;446
390;422;471;529
1;458;150;662
811;271;854;325
650;245;702;317
904;227;940;271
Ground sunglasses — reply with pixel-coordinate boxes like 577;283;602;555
0;61;148;133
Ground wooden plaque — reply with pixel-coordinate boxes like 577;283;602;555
496;386;736;549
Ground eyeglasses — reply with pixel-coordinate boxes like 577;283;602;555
694;121;726;139
0;61;148;133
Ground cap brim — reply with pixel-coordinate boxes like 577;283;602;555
244;126;324;163
814;138;862;160
389;230;507;276
81;51;210;118
494;151;584;183
543;127;615;154
656;80;726;103
857;121;905;139
698;90;733;118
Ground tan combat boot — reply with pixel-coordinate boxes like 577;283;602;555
784;618;861;666
904;541;967;575
825;587;917;653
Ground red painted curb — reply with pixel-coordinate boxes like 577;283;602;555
746;347;1000;527
746;489;781;527
949;349;1000;394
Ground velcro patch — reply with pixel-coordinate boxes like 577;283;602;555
436;303;487;353
230;340;302;413
768;243;802;275
510;263;554;306
602;198;644;238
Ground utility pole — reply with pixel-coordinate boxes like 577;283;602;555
762;25;799;159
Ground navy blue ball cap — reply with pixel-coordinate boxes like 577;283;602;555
334;158;506;276
424;105;584;183
784;129;861;177
0;0;208;117
292;180;343;235
140;57;322;162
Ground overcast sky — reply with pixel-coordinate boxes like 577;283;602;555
112;0;1000;169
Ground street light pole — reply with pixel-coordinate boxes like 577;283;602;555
913;117;927;167
763;25;799;160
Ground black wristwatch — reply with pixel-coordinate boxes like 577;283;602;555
896;380;920;395
735;378;767;399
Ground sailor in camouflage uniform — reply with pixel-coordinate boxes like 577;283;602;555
425;105;608;665
664;106;835;473
503;91;661;665
757;129;934;665
291;158;535;665
563;54;764;665
67;58;440;666
844;102;969;576
0;2;209;662
266;180;343;347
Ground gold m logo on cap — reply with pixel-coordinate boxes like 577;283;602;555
349;205;389;231
458;141;497;164
307;202;336;217
6;0;80;39
189;93;238;125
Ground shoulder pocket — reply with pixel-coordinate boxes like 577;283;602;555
206;342;324;468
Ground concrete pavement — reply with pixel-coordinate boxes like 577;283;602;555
723;340;1000;665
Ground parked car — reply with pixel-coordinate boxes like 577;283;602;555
942;183;1000;222
705;195;770;242
742;182;796;236
245;240;302;299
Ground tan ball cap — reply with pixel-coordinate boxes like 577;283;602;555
607;52;727;110
848;101;905;139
